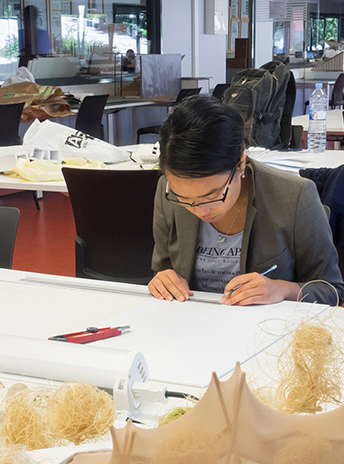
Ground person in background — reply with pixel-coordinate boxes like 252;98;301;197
148;95;344;306
18;5;51;67
122;49;136;73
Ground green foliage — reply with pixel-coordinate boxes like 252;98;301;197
4;5;13;17
62;35;109;55
61;21;108;55
309;16;339;50
62;36;78;54
62;23;77;54
0;34;19;59
324;18;338;42
86;14;105;20
122;20;147;38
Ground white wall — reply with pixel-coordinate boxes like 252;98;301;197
161;0;193;77
255;20;273;68
161;0;227;89
197;0;227;87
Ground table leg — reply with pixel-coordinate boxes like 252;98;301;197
108;113;114;145
326;82;330;109
132;107;137;144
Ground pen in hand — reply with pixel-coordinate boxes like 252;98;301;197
224;264;278;296
260;264;278;276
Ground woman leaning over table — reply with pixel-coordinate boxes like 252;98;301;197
148;95;344;306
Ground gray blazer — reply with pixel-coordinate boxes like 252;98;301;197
152;159;344;305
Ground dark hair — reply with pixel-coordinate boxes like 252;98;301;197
159;94;250;178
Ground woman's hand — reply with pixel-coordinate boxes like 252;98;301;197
221;273;300;306
148;270;194;302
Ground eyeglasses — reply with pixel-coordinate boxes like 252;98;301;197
165;169;236;209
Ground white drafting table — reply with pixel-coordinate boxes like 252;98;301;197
0;268;331;388
0;268;334;463
0;175;69;193
0;149;148;193
24;303;344;464
292;109;344;149
248;147;344;173
1;144;343;194
292;109;344;134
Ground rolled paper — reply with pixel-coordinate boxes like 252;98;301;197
0;333;140;389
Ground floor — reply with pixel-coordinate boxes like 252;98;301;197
0;191;76;277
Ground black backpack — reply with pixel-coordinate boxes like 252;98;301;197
223;60;296;149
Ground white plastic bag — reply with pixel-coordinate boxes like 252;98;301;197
2;67;35;87
23;119;131;164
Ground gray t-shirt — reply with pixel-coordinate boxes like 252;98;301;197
193;221;243;293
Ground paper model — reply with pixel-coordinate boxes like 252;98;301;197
64;362;344;464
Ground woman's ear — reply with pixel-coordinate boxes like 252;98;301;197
237;152;247;174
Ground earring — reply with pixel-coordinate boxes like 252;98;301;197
242;170;246;178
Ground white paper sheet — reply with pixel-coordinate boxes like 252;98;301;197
97;299;329;387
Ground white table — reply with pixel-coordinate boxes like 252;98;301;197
0;174;69;193
71;98;174;145
292;109;344;149
0;268;334;463
0;268;329;385
295;78;336;112
248;147;344;173
0;146;151;193
292;109;344;133
1;143;344;195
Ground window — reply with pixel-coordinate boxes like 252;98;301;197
270;0;344;64
309;14;339;52
0;0;160;84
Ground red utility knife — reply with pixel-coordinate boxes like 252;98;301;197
48;326;130;344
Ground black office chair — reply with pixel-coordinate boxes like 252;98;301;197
329;73;344;108
212;83;231;100
304;74;344;114
0;206;20;269
300;165;344;280
0;102;25;147
136;88;202;143
75;94;109;140
62;167;161;284
289;125;303;149
0;102;40;209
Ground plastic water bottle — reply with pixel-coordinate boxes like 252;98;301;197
307;83;327;153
